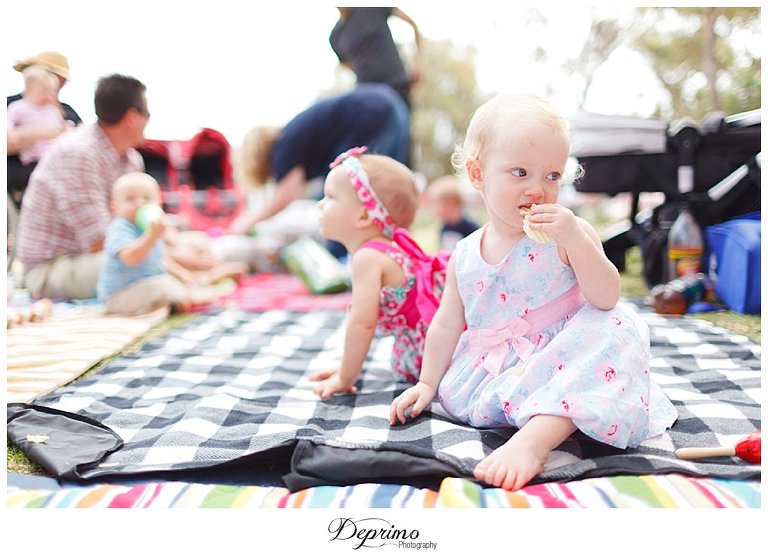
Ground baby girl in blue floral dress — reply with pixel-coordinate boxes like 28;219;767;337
390;94;677;490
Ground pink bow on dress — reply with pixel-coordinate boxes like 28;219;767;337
391;228;447;324
467;317;536;376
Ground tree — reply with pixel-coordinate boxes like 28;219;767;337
564;14;622;109
630;7;761;120
410;38;488;181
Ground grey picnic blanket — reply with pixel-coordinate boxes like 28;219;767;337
7;305;761;489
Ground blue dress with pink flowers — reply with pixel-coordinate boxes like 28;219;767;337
437;227;677;449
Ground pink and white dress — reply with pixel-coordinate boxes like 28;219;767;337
437;227;677;449
362;231;447;383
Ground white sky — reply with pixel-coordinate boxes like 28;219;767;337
4;2;690;147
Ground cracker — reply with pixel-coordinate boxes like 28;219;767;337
520;206;551;243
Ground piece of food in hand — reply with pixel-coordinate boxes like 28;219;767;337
520;205;551;243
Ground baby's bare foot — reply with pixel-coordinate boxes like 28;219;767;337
473;435;548;491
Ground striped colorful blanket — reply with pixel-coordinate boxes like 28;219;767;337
6;474;759;508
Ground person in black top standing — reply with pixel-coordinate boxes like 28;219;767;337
330;7;422;166
329;7;422;109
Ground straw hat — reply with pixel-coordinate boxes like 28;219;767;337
13;51;70;79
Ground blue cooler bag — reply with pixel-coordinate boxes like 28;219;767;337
705;212;760;314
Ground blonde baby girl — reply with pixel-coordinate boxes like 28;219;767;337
390;94;677;491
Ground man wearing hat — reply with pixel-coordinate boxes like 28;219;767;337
7;51;82;210
15;74;150;300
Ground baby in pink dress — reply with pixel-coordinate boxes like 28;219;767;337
7;65;69;165
309;147;447;397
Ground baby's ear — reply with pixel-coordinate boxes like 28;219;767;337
466;159;483;188
356;207;373;228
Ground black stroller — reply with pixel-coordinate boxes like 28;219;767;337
569;109;761;286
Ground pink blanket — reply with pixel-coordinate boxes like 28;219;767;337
222;273;351;311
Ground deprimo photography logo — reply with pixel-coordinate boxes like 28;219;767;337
326;517;438;550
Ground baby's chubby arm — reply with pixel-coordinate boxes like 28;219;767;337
562;217;621;309
310;248;383;399
526;204;620;309
390;255;465;424
117;218;168;266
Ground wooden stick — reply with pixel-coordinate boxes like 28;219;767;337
675;446;736;460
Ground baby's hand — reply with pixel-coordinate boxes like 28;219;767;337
389;381;436;425
525;204;581;247
308;368;358;399
148;218;168;238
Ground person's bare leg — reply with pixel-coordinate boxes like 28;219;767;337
173;285;225;313
474;414;577;491
208;261;248;283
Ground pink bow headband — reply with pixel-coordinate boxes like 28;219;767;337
330;146;396;238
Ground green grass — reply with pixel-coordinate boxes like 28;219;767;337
619;247;653;299
6;245;760;476
7;444;47;475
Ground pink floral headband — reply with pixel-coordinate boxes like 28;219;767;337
330;146;396;238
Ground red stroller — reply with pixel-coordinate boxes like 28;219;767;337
137;128;245;232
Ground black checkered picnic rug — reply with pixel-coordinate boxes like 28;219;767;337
10;304;761;487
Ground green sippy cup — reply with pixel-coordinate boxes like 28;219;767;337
136;204;165;232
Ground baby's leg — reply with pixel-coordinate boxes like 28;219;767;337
207;261;248;283
105;275;179;315
474;415;576;491
174;285;228;312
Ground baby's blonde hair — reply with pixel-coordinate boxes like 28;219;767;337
359;154;419;229
112;171;160;196
22;65;59;93
236;126;282;187
452;93;570;179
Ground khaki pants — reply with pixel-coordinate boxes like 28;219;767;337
24;252;105;300
104;274;188;315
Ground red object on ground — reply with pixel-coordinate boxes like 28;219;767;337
675;430;761;464
734;431;761;464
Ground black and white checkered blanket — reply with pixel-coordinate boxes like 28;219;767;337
10;305;761;488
